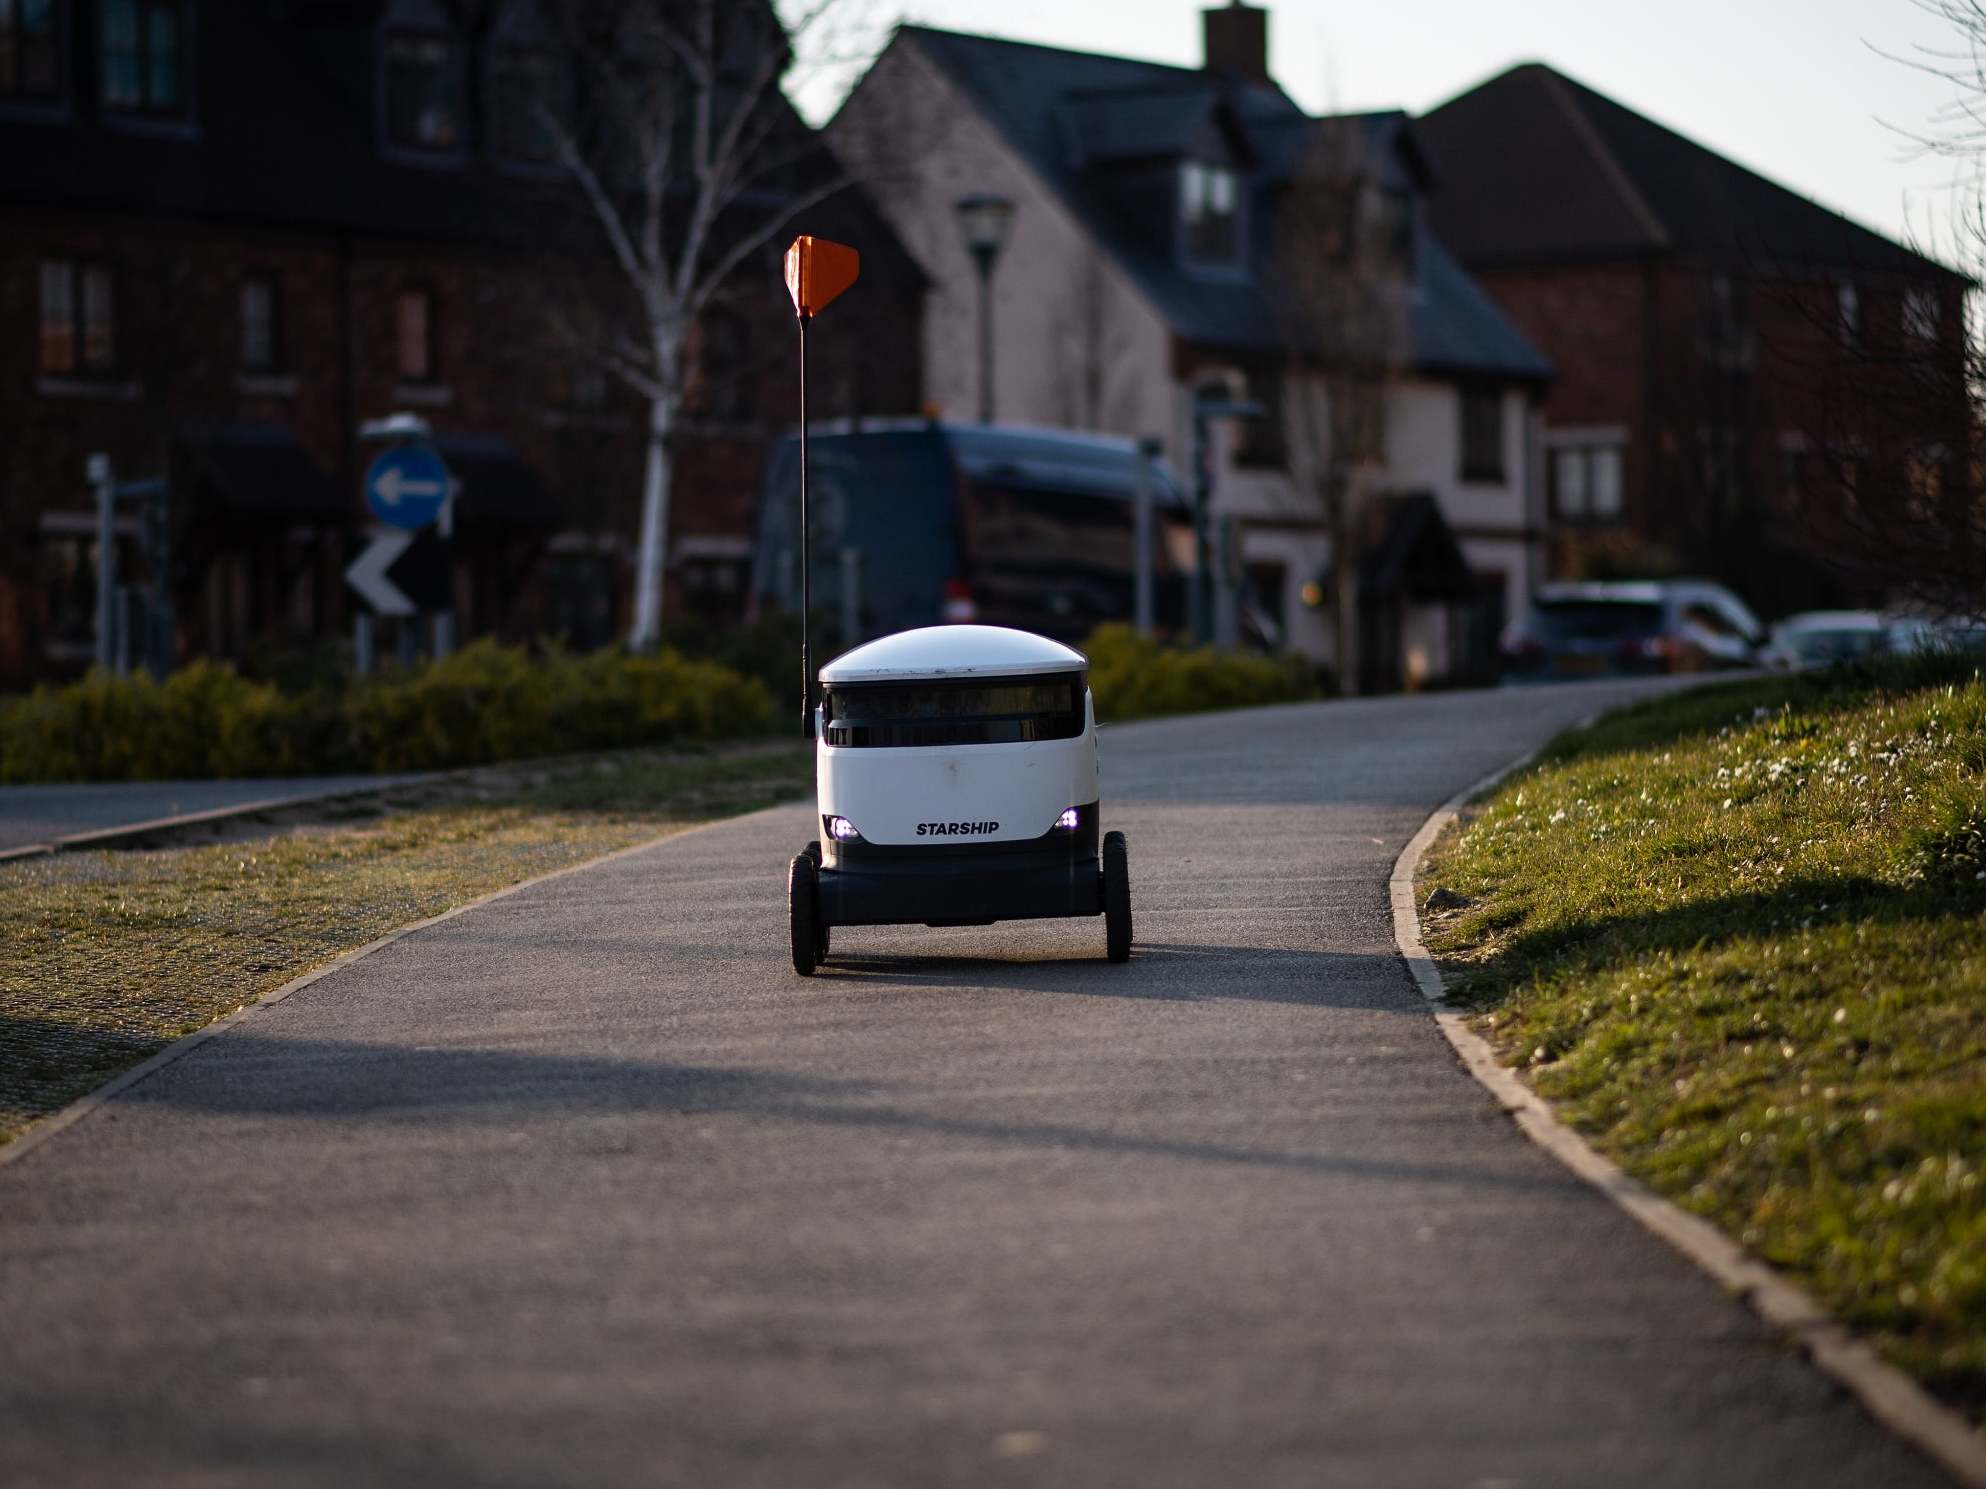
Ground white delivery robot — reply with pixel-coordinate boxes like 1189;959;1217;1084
786;624;1132;974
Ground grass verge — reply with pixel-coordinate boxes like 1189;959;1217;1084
1421;653;1986;1422
0;742;811;1147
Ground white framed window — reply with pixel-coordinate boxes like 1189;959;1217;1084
1903;286;1941;346
1181;160;1240;266
383;29;460;152
1836;281;1861;349
240;272;279;373
1552;444;1624;523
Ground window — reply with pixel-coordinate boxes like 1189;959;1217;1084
102;0;189;116
1903;286;1942;346
689;309;751;422
1379;187;1415;271
568;361;606;410
490;44;560;163
1181;160;1240;267
1459;385;1505;482
38;256;117;375
1836;281;1861;350
1232;368;1285;469
822;675;1086;749
383;31;460;152
1553;445;1623;523
0;0;61;99
395;287;436;382
240;272;279;373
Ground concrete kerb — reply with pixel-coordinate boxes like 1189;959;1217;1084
1390;743;1986;1489
0;778;440;864
0;807;777;1175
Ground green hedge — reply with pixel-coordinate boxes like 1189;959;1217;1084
1082;623;1318;722
0;641;773;783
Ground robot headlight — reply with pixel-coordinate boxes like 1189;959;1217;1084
825;814;864;843
1054;808;1080;831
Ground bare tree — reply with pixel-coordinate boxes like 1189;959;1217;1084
1046;246;1143;432
542;0;854;649
1270;116;1410;692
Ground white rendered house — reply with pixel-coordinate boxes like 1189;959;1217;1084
827;4;1551;689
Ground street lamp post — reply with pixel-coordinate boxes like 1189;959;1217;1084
1189;391;1262;646
954;194;1015;425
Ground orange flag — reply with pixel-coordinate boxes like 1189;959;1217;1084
784;236;860;317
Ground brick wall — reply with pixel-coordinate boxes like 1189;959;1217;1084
0;207;924;685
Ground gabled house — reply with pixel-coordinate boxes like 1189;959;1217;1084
1417;63;1972;614
827;3;1551;689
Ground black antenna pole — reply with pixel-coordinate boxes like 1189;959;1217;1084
799;308;813;739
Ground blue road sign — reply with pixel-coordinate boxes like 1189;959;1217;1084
365;444;451;531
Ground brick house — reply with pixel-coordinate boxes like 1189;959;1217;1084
1417;63;1972;615
0;0;922;689
827;5;1553;690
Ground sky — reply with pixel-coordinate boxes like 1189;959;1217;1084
782;0;1979;267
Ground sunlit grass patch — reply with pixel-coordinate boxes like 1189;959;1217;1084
1423;654;1986;1420
0;743;810;1146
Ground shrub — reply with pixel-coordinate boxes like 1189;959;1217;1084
1082;623;1318;722
0;661;298;782
0;643;775;783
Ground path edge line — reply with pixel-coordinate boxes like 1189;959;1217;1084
1390;743;1986;1489
0;807;771;1174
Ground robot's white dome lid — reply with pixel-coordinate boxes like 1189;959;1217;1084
820;625;1087;683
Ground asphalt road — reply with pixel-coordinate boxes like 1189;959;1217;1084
0;775;422;853
0;682;1954;1488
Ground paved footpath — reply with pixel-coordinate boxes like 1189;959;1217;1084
0;682;1955;1488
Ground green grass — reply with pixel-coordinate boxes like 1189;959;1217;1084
0;743;811;1146
1422;653;1986;1421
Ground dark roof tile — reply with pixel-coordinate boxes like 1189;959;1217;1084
1419;62;1962;281
900;25;1550;381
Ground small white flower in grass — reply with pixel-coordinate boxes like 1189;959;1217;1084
1833;1008;1848;1024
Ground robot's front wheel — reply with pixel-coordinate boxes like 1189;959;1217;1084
1102;830;1132;963
789;852;822;976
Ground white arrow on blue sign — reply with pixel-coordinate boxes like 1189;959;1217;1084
365;444;451;531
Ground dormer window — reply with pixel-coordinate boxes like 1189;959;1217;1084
1181;160;1240;267
383;30;461;153
490;45;560;163
1;0;62;101
102;0;192;119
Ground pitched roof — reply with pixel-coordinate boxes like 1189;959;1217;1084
1417;62;1962;281
895;26;1550;381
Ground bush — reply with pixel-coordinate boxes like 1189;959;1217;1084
0;643;775;783
1082;623;1318;722
0;661;300;782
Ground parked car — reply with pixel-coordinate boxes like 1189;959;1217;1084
1886;613;1986;657
1761;611;1889;670
1501;580;1765;680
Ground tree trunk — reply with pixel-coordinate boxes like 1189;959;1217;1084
629;393;676;652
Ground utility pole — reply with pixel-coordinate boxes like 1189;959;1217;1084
1188;393;1262;646
1133;438;1159;636
88;453;116;672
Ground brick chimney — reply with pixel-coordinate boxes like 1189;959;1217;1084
1202;1;1269;85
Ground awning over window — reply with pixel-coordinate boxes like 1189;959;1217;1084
177;420;346;522
1356;493;1477;603
434;433;562;530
